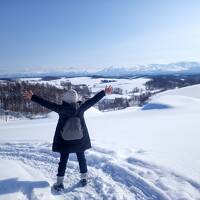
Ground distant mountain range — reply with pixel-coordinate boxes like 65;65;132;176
1;61;200;78
96;62;200;76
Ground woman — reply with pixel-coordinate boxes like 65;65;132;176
23;85;112;191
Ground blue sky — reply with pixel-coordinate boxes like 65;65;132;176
0;0;200;73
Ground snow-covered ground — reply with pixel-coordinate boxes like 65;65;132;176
1;84;200;199
18;76;149;94
66;77;149;93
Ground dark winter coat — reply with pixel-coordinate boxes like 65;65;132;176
31;90;105;153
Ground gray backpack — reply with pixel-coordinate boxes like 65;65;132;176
61;114;83;141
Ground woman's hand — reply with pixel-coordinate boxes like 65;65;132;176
105;85;113;95
23;90;33;101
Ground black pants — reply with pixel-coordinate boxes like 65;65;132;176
57;151;88;177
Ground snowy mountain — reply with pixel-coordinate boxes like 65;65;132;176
1;61;200;78
96;61;200;76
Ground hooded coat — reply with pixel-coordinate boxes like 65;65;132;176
31;90;105;153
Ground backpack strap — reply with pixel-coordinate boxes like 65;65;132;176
71;103;80;117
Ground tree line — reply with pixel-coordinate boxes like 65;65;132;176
145;74;200;90
0;81;90;119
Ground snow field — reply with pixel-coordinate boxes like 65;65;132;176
1;83;200;199
0;142;200;200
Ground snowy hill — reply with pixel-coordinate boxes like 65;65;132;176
17;76;150;99
143;84;200;111
0;85;200;199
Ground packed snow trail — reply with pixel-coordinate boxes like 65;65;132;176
0;142;200;200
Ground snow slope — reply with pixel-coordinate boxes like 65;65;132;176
1;85;200;199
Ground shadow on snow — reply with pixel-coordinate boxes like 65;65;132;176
0;178;49;199
142;103;172;110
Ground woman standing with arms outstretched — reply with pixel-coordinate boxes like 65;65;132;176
23;85;112;191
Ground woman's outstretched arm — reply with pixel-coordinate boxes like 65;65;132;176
23;90;60;113
81;85;113;111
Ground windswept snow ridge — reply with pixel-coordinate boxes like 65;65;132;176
0;142;200;200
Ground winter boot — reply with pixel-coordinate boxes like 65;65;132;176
80;173;87;187
52;176;64;191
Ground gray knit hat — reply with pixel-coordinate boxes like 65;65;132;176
62;89;78;103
